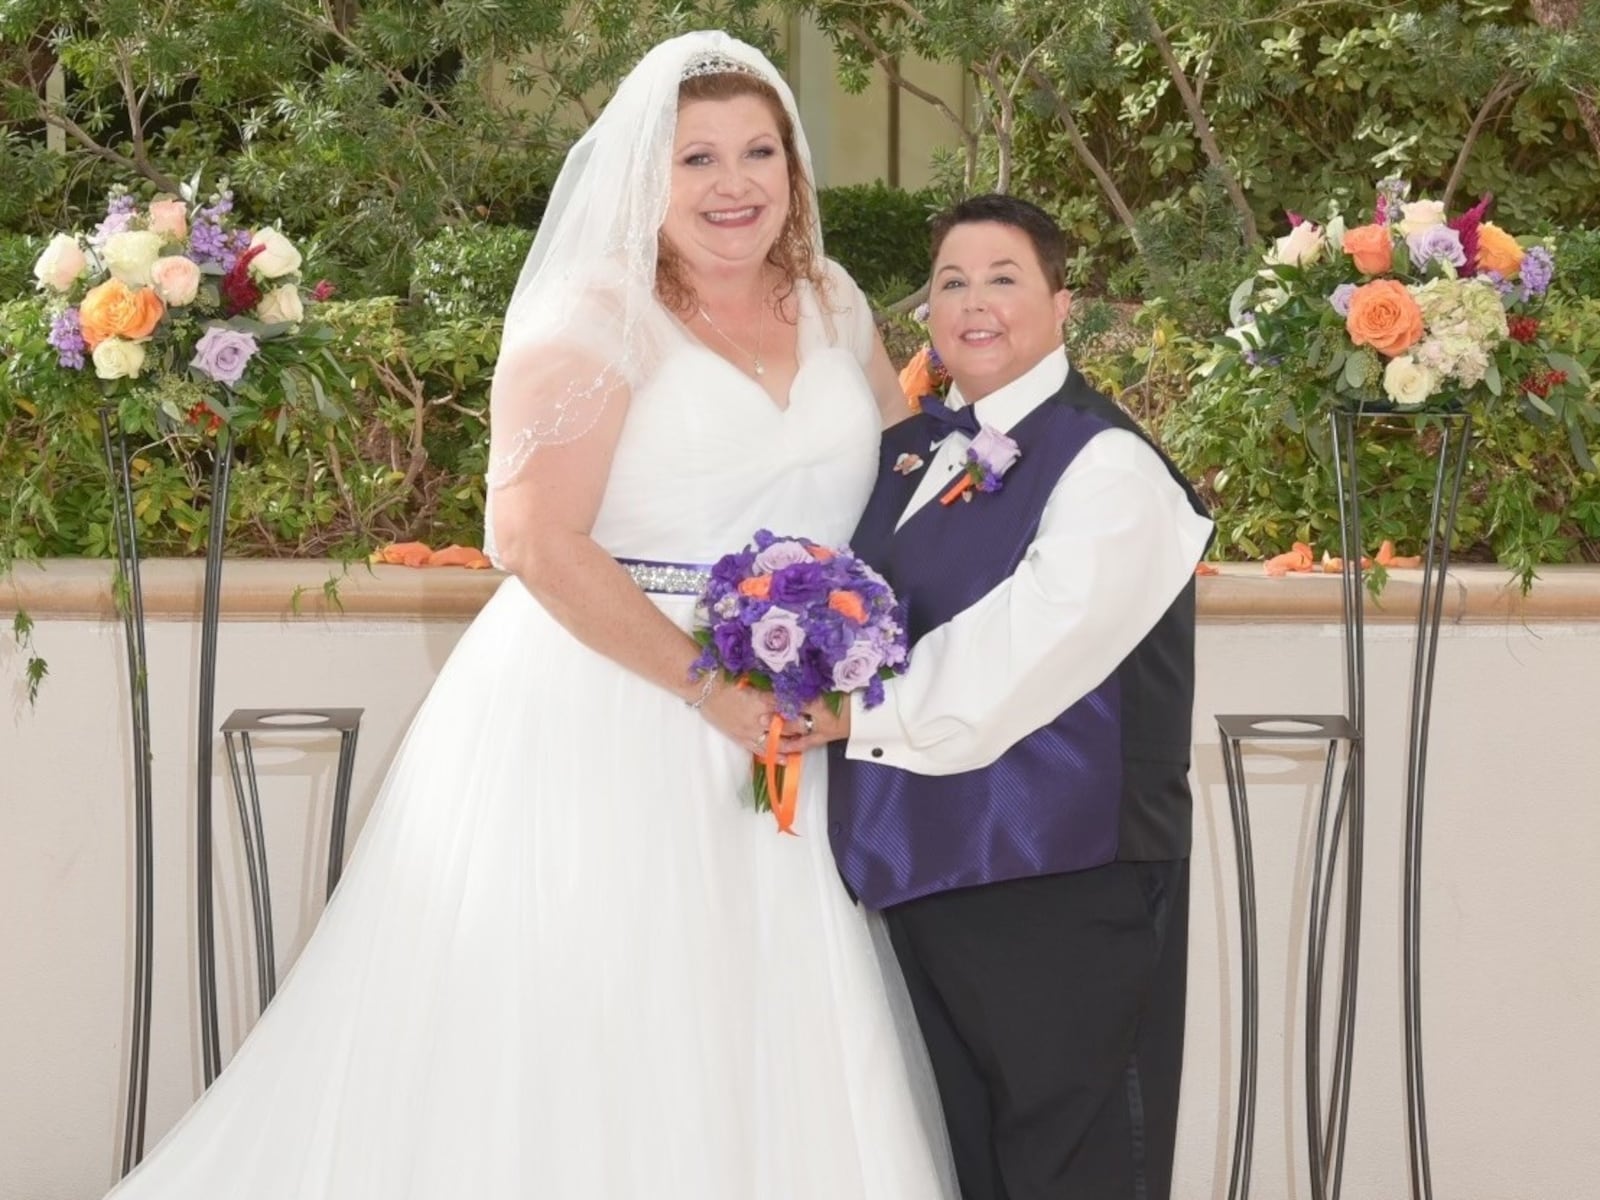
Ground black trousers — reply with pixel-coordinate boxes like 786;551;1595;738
884;858;1189;1200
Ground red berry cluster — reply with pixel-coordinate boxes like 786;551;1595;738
186;403;224;434
1522;368;1569;399
1507;315;1541;344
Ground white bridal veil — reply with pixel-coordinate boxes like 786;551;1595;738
485;30;822;503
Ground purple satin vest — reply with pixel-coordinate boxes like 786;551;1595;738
827;373;1204;910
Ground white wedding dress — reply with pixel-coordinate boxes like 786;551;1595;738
109;273;955;1198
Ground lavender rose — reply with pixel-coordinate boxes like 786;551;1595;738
191;326;259;386
832;639;885;691
752;540;813;574
969;426;1021;474
751;607;805;672
1406;225;1466;272
1329;283;1358;317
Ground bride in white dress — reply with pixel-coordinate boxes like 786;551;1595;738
106;29;955;1200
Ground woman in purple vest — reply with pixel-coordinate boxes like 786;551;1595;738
794;194;1214;1200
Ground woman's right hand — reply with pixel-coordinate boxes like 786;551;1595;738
695;676;779;754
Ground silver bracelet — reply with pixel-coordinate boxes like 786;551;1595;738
685;673;717;709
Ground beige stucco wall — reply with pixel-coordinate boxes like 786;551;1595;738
2;562;1598;1199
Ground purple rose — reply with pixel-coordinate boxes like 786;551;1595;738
751;607;805;672
969;426;1020;474
1329;284;1358;316
191;326;259;386
752;539;813;574
832;639;885;691
1406;225;1465;271
768;562;830;606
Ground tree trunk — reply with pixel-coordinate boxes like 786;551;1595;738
1023;65;1143;250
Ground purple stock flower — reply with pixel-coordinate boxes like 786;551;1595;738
1407;225;1466;271
751;607;805;673
48;308;87;370
191;326;259;385
1329;283;1358;316
1521;246;1554;296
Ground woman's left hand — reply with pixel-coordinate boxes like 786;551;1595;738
772;703;851;755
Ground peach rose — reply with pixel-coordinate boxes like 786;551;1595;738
147;199;189;241
1475;222;1525;278
78;279;167;349
150;255;202;306
1342;223;1394;275
1345;280;1424;358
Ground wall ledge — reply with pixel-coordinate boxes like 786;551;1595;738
3;558;1599;624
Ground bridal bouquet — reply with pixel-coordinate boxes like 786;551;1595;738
692;530;909;833
1213;179;1595;466
26;178;342;434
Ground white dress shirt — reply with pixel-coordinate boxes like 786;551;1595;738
846;346;1215;775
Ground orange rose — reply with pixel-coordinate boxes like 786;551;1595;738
738;575;773;599
1345;280;1424;358
77;279;166;349
1475;222;1525;278
898;346;937;409
1342;223;1394;275
828;589;867;623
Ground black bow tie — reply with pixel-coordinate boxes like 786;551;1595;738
921;396;981;439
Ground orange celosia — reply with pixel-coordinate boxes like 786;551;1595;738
828;589;867;623
738;575;773;599
1342;223;1394;275
77;279;166;349
1345;279;1424;358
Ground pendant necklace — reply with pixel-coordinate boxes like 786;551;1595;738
697;301;766;377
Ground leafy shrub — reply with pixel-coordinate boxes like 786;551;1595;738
818;182;936;305
410;224;537;320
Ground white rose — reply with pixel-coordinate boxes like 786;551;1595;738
1266;222;1324;268
255;284;304;326
248;227;302;279
33;233;89;292
102;230;166;287
91;337;148;381
1382;354;1438;409
150;255;202;306
1398;200;1446;237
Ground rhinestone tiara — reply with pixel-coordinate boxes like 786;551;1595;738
681;52;764;82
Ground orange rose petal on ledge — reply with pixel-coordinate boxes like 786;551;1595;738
1264;541;1315;577
427;545;493;569
1195;562;1220;577
372;541;434;567
1375;540;1424;569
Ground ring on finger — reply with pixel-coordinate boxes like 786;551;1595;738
801;712;816;735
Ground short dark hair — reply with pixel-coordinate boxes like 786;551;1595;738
929;194;1067;291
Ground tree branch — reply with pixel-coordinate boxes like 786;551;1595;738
1023;64;1143;249
1137;4;1258;244
1442;72;1519;211
38;107;181;193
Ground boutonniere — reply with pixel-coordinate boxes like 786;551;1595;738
940;425;1021;505
893;452;926;476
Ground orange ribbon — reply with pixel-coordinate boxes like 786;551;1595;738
939;474;973;505
760;717;802;835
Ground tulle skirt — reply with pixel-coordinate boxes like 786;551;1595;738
110;577;954;1198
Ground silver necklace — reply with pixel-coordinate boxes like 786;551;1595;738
697;302;766;377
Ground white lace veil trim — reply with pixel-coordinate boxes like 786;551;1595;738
483;31;821;562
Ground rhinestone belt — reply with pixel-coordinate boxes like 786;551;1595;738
617;557;713;596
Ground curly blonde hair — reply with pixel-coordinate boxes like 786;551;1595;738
656;71;828;315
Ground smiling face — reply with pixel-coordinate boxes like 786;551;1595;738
926;220;1071;403
660;94;792;282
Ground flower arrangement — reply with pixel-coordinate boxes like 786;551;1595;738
692;530;909;833
1213;179;1596;466
940;426;1021;505
896;301;950;411
28;177;343;434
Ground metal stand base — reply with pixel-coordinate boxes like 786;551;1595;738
217;708;362;1014
1217;715;1362;1200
